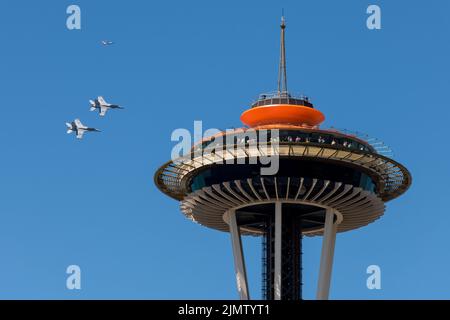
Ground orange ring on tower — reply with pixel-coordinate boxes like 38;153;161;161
240;104;325;127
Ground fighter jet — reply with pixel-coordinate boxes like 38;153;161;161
66;119;100;139
89;96;124;117
101;40;114;46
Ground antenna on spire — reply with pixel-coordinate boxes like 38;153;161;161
277;12;288;96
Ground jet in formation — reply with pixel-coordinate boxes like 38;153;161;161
101;40;114;46
66;118;100;139
89;96;124;117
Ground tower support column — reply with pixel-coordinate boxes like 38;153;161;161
274;201;283;300
228;209;250;300
316;208;337;300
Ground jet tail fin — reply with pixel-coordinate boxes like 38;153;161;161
90;107;96;112
66;123;73;134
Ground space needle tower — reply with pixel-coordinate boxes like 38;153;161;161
154;17;411;300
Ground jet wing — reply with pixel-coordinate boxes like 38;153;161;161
98;96;108;106
74;119;83;127
76;130;85;139
100;106;108;116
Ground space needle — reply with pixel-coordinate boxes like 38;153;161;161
154;17;411;300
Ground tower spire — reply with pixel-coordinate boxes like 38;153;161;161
277;14;288;96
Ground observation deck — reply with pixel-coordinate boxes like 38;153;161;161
241;92;325;128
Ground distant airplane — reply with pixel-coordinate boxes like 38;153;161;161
101;40;114;46
66;118;100;139
89;96;124;117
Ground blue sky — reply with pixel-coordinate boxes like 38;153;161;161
0;0;448;299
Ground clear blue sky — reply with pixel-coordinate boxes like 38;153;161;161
0;0;448;299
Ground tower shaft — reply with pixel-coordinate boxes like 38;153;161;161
263;206;302;300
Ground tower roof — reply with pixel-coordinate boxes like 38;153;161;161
240;17;325;128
